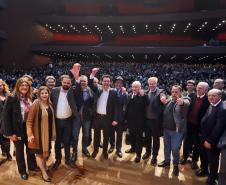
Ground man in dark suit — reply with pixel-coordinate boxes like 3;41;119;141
89;68;118;159
201;89;226;185
108;76;128;158
125;81;148;163
51;75;79;169
71;75;95;160
181;82;210;171
143;77;165;165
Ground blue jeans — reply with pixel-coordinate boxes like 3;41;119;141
71;117;91;153
163;129;184;165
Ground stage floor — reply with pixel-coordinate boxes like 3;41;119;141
0;133;206;185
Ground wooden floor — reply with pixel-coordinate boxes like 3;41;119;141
0;133;206;185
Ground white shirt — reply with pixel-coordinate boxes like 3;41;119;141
197;94;205;98
211;100;222;107
56;88;72;119
97;89;110;115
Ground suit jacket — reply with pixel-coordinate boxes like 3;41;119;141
187;93;210;125
74;82;95;122
163;97;190;133
51;87;79;120
1;95;26;137
201;101;226;146
115;89;128;122
125;94;148;131
145;88;164;122
88;78;118;122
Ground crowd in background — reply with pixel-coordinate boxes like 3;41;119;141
0;60;225;93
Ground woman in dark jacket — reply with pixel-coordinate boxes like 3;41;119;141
1;77;37;180
0;79;12;161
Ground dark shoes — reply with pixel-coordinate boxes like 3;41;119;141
206;178;218;185
82;149;91;158
180;158;188;165
173;165;179;176
125;148;135;153
151;158;157;166
191;162;199;170
20;173;28;180
102;152;108;159
52;160;61;170
195;169;208;177
71;152;77;162
134;156;141;163
65;160;76;168
142;153;150;160
91;150;98;159
158;161;170;168
108;147;114;154
116;151;123;158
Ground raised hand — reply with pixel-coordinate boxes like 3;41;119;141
122;87;127;94
160;93;167;104
139;89;145;96
71;63;81;79
91;68;99;76
176;97;184;106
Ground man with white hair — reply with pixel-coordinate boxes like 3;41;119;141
143;77;165;165
181;82;210;175
201;89;226;185
213;79;226;101
125;81;148;163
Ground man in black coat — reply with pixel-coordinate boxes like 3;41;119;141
201;89;226;185
125;81;148;163
181;82;210;172
89;68;118;159
108;76;128;158
143;77;165;165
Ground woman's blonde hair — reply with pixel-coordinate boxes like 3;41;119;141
12;77;32;100
0;79;10;95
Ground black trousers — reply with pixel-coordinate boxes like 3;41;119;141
0;134;10;154
55;117;72;162
109;121;123;152
219;148;226;185
200;139;209;171
145;119;161;158
129;128;143;157
183;123;200;163
13;139;37;174
93;114;111;154
206;147;220;180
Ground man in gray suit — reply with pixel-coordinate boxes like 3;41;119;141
51;75;79;170
143;77;165;165
158;85;190;176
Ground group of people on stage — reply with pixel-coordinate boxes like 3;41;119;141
0;63;226;185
